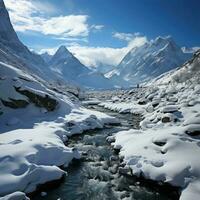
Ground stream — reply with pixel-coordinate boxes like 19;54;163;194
32;105;179;200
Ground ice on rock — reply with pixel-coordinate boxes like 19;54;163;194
40;192;47;197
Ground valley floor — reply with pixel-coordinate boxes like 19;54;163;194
0;105;118;199
1;82;200;200
1;62;200;200
88;83;200;200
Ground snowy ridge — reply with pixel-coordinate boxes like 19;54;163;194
107;36;192;87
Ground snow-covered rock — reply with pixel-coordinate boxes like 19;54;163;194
99;50;200;200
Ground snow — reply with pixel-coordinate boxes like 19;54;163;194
106;36;192;87
0;58;118;197
0;126;72;195
0;100;118;197
49;46;114;89
100;101;146;115
1;0;200;198
99;51;200;199
0;103;118;197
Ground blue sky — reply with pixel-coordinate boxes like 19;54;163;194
4;0;200;67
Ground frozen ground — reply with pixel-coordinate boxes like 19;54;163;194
98;51;200;200
0;62;118;199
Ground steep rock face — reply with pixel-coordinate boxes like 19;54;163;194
0;0;48;79
0;0;19;42
107;36;192;86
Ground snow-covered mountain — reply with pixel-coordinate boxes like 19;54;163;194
49;46;90;81
148;49;200;86
107;36;192;87
48;46;114;89
100;49;200;200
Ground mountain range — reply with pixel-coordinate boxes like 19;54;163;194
106;36;193;87
0;0;113;90
0;0;198;90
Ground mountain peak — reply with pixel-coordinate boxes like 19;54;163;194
57;45;70;55
50;45;80;67
50;45;73;63
154;36;173;45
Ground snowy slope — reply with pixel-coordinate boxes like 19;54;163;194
0;50;118;199
100;50;200;200
182;46;200;54
78;71;114;90
107;36;192;87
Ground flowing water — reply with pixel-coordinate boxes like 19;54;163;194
32;105;179;200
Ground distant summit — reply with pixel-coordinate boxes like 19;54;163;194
106;36;192;86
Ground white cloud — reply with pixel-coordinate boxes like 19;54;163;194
4;0;90;38
42;15;89;37
39;36;148;67
69;45;125;67
113;32;142;42
69;36;147;67
113;32;134;41
91;25;104;31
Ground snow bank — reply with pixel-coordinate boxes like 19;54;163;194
0;105;118;198
0;125;76;196
100;101;146;115
0;61;118;197
104;51;200;199
109;83;200;199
